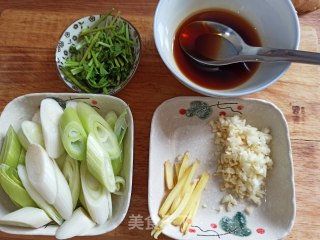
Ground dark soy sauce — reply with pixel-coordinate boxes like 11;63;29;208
174;9;261;90
180;23;239;61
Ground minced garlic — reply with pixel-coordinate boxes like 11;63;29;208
211;115;273;206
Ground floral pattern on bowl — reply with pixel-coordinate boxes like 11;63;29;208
55;15;141;95
148;96;295;240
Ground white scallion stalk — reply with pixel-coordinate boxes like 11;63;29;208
40;98;65;159
78;188;88;212
52;160;73;220
17;165;63;225
59;107;87;161
86;134;116;193
113;176;126;195
55;152;67;170
80;161;109;224
55;207;96;240
31;109;41;124
18;121;44;150
62;155;80;210
104;111;118;130
114;109;128;145
106;190;112;219
25;144;57;204
0;207;51;228
65;100;79;109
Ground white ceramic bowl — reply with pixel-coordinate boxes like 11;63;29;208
0;93;133;237
154;0;300;97
56;15;141;95
149;96;295;240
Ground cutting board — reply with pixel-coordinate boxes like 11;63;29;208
0;8;319;240
248;25;320;140
0;9;318;140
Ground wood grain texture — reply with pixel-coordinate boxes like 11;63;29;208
0;1;319;239
291;0;320;13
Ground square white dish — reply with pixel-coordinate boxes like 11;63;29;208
148;96;295;240
0;93;134;237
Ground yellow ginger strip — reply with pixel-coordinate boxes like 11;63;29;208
181;198;200;235
172;171;209;226
178;151;189;181
169;175;198;215
158;160;199;218
151;181;197;239
168;197;180;215
174;162;180;183
164;160;174;190
169;154;193;214
160;167;191;217
170;159;199;214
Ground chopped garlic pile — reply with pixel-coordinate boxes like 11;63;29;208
211;115;273;207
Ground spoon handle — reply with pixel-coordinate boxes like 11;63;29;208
252;47;320;65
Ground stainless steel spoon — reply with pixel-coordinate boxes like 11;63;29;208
179;21;320;66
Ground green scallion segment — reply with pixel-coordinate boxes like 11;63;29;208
86;133;116;193
104;111;118;130
59;107;87;161
18;148;26;165
77;102;121;161
112;109;128;175
0;164;37;208
0;126;22;168
114;109;128;145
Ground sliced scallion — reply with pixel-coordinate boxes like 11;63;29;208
52;160;73;220
17;165;63;225
87;133;116;192
18;121;44;150
25;144;57;205
104;111;118;130
55;207;96;239
0;126;22;168
59;107;87;161
62;155;80;210
40;98;65;159
0;207;52;228
77;102;121;161
0;164;37;208
80;161;109;224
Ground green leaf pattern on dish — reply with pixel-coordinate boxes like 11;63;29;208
186;101;212;119
219;212;252;237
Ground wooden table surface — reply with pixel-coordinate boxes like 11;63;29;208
0;1;319;239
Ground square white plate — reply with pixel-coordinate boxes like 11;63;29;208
0;93;133;237
148;96;295;240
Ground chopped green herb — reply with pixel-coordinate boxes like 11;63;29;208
61;9;137;94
